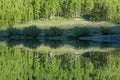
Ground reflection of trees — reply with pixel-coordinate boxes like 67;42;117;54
23;39;41;49
6;39;94;49
82;52;108;69
7;39;22;47
100;42;113;48
7;39;41;49
0;48;120;80
6;39;119;49
44;39;63;48
70;40;90;49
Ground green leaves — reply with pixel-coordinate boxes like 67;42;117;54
23;25;41;38
0;0;120;27
72;27;92;38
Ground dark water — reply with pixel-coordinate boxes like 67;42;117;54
1;39;120;49
0;39;120;80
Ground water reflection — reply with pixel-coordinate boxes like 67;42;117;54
44;39;64;48
82;52;108;69
0;48;120;80
4;39;120;49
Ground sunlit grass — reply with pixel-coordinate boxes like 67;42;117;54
13;18;117;29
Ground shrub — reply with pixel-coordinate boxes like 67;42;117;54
44;27;63;37
7;26;19;36
100;27;114;35
23;25;41;38
72;27;92;38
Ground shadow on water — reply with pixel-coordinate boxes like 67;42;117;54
3;39;120;49
7;39;42;49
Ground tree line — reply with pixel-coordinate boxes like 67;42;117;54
0;0;120;26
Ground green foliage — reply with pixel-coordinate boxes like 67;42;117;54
81;0;94;15
23;25;41;38
72;27;92;38
44;27;63;37
0;0;120;27
7;26;19;36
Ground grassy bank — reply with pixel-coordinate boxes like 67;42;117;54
14;19;119;29
0;19;120;39
0;18;119;29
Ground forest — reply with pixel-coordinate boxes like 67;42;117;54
0;0;120;26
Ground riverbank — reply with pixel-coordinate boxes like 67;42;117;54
0;19;120;40
1;19;120;29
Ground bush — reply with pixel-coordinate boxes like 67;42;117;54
44;27;63;37
72;27;92;38
100;27;114;35
23;25;41;38
7;26;19;36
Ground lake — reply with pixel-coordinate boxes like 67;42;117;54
0;39;120;80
